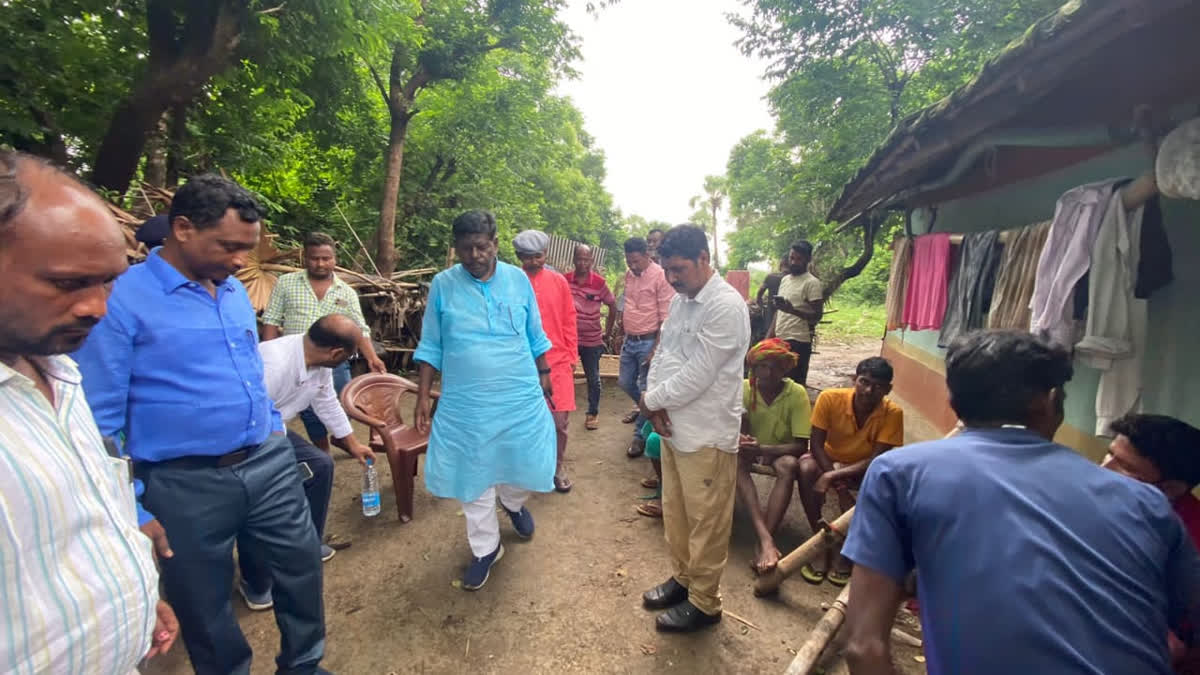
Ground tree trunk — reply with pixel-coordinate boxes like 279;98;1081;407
143;112;169;188
165;103;187;186
711;202;721;269
376;110;411;277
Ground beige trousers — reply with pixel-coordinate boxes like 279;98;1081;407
660;440;738;615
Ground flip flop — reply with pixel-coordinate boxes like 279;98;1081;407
641;476;660;489
637;487;662;501
627;443;645;459
799;564;827;585
622;410;639;424
636;502;663;518
827;569;851;587
554;475;573;493
585;415;599;431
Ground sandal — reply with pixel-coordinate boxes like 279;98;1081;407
585;414;599;431
622;409;639;424
827;569;851;587
554;475;573;493
799;564;827;585
627;441;645;459
641;476;660;489
636;501;663;518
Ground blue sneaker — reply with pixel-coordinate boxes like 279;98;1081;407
237;580;273;611
463;544;505;591
504;506;535;539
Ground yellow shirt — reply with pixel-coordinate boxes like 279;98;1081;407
811;388;904;463
742;379;811;446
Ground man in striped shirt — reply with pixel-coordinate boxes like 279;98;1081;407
0;151;178;673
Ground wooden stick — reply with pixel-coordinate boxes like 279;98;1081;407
333;202;383;279
755;507;854;596
785;585;851;675
891;627;923;648
724;609;761;631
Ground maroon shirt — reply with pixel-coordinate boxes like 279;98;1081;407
567;270;616;347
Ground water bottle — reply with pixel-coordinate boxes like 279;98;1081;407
362;458;381;517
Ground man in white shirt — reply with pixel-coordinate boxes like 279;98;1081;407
638;224;751;633
238;313;375;610
0;151;178;671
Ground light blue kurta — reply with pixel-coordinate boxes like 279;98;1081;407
414;262;556;502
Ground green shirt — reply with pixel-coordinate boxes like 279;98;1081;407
262;271;370;337
742;378;811;446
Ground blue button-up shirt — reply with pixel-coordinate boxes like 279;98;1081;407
75;250;283;521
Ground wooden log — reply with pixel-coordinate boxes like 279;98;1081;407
785;585;851;675
755;507;854;596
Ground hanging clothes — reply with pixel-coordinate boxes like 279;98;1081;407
1029;179;1126;347
938;231;1002;347
1076;190;1147;435
901;233;952;331
1135;195;1172;299
988;221;1051;330
885;237;912;331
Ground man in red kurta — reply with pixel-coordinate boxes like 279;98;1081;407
515;230;578;492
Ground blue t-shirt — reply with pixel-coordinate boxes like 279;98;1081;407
842;428;1200;675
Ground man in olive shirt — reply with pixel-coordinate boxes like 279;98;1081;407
769;240;823;385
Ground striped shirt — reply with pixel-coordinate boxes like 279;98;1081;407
261;271;371;337
0;355;159;675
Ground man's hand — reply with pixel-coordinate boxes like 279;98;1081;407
639;393;672;437
813;472;832;495
144;600;179;660
414;395;433;434
540;373;554;403
773;296;795;312
366;354;387;374
346;439;376;467
141;519;173;560
738;433;760;452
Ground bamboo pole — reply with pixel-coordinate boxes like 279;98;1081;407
333;202;383;279
754;507;854;596
785;585;851;675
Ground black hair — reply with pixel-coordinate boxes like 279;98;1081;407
658;224;709;261
308;314;359;352
1110;414;1200;488
945;331;1073;426
856;357;894;383
624;237;648;255
648;228;665;237
304;231;336;250
169;174;261;231
791;240;814;257
451;210;497;240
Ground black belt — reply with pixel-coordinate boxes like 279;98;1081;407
134;444;258;474
626;331;658;342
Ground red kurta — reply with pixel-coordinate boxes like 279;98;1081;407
528;268;578;412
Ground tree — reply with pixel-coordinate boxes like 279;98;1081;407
688;174;727;270
360;0;575;275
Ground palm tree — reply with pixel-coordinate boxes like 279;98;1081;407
688;174;728;270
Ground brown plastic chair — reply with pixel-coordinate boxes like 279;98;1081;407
340;373;439;523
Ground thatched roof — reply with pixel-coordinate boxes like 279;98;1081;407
829;0;1200;223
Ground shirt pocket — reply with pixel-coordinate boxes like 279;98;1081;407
489;301;525;336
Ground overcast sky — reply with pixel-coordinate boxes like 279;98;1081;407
555;0;776;229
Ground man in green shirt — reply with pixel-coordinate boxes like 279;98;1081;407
736;338;812;574
262;231;385;450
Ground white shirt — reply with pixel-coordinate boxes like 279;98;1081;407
0;355;159;675
259;335;354;440
644;273;751;453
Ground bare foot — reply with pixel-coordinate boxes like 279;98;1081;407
753;540;782;575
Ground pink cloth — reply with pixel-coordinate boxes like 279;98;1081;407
528;268;578;412
623;262;675;335
902;233;952;331
724;270;751;300
567;270;616;347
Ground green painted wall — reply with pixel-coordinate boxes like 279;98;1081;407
895;140;1200;433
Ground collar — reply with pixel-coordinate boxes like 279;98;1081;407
147;248;236;295
687;271;722;303
0;354;82;387
844;391;887;422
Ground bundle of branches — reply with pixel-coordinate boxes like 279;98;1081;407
333;267;436;370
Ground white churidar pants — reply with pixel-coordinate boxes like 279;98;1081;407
462;484;530;557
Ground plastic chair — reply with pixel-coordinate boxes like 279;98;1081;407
339;373;439;523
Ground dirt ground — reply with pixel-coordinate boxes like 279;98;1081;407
147;336;928;675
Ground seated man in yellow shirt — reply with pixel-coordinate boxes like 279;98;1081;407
736;339;812;575
799;357;903;586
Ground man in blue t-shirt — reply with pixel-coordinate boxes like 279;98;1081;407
841;330;1200;675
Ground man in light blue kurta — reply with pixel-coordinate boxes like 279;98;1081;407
413;209;556;590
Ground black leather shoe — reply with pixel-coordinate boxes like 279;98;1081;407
655;600;722;632
642;577;688;609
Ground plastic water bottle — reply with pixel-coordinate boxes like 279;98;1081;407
362;458;381;517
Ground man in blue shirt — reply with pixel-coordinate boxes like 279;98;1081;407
75;175;326;675
842;330;1200;675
